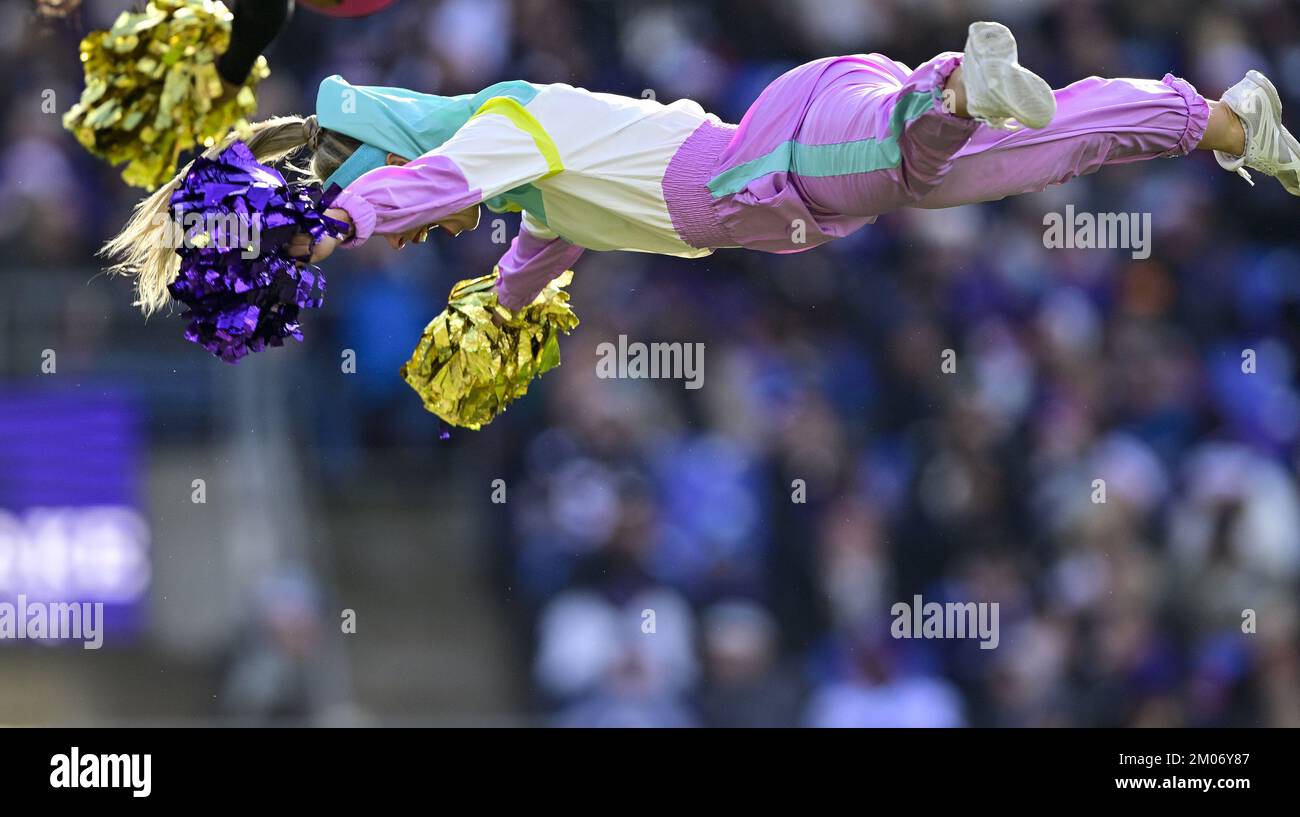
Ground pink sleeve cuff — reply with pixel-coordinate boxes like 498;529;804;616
495;274;534;311
331;189;377;247
494;229;585;310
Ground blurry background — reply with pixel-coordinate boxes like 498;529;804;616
2;0;1299;726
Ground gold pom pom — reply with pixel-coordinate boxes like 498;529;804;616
62;0;270;189
401;269;580;430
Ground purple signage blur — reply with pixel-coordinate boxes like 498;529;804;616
0;387;150;643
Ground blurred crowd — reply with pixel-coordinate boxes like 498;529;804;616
4;0;1300;726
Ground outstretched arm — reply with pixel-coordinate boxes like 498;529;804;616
496;212;585;310
330;106;558;246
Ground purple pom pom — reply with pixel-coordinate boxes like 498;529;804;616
167;141;348;363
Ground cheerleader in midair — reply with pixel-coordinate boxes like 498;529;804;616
110;21;1296;318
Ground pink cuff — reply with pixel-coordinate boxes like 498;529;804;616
1160;73;1210;158
331;189;377;247
494;274;528;310
494;230;585;310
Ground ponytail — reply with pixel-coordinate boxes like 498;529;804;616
102;115;322;315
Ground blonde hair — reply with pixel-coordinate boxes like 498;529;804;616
102;115;363;315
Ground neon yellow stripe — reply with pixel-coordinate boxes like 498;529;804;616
470;97;563;179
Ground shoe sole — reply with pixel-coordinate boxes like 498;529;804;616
966;22;1056;130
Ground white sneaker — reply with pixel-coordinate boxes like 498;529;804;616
1214;70;1300;195
962;21;1056;130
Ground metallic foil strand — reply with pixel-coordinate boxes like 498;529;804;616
62;0;269;189
401;269;580;429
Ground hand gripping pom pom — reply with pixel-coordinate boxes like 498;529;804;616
62;0;270;189
166;142;348;363
400;269;580;429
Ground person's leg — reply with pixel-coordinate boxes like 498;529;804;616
914;73;1212;210
703;22;1059;249
794;22;1056;220
1200;100;1246;155
944;60;1241;153
788;51;978;220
